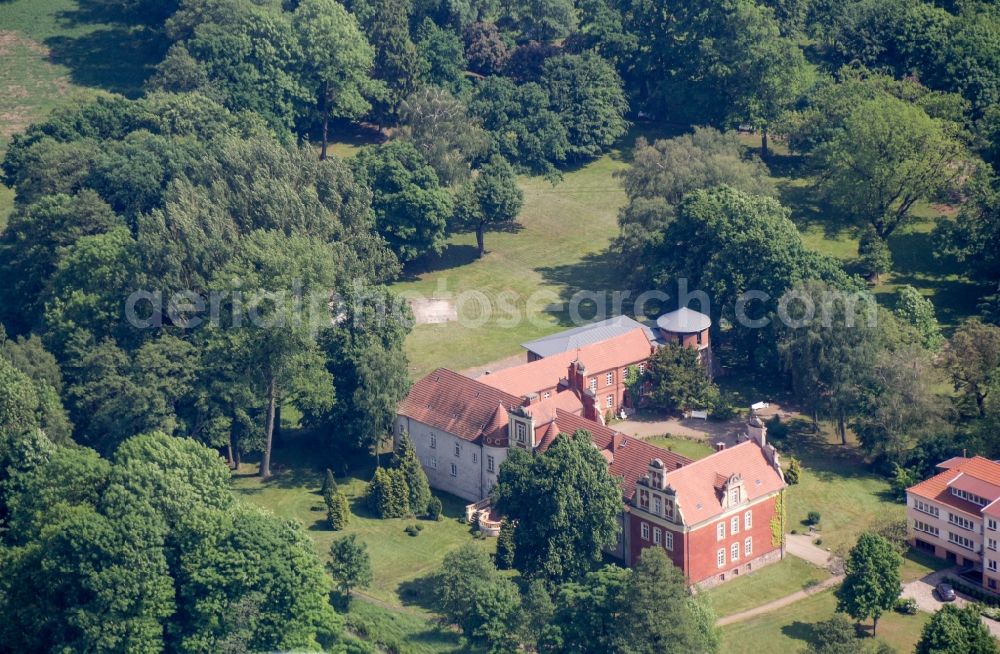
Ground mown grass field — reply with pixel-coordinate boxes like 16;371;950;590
704;555;832;618
646;434;717;460
230;442;494;614
719;587;931;654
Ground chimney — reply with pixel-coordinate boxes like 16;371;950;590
715;442;726;452
522;392;539;407
747;412;767;448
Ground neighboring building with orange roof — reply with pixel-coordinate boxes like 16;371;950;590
906;456;1000;592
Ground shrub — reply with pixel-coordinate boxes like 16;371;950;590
326;486;350;530
427;496;442;521
765;415;788;440
785;457;802;485
404;524;421;537
807;511;821;526
813;538;823;546
895;598;918;614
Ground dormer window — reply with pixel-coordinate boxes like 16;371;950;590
639;489;649;510
653;495;662;515
730;487;740;505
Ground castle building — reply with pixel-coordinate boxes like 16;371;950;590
395;313;784;586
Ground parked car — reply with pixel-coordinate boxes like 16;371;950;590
935;583;957;602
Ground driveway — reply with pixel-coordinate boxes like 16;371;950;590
901;568;1000;639
786;533;835;569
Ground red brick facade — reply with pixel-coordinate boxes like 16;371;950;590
628;493;783;585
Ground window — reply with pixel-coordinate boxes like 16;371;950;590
729;487;740;505
744;510;752;530
487;455;495;473
665;531;674;551
472;452;478;464
745;537;752;556
450;463;458;477
653;495;662;515
717;549;725;567
543;391;551;399
948;531;975;550
589;378;597;392
665;499;674;519
914;520;939;537
989;518;998;531
639;490;649;511
913;499;939;518
731;516;739;535
717;522;725;540
430;434;437;449
606;372;614;386
429;456;437;469
454;443;461;457
516;422;527;444
990;559;998;572
653;527;662;545
951;487;989;506
731;542;739;562
949;513;975;531
638;363;645;374
606;395;614;408
991;538;998;552
641;522;650;540
992;579;998;591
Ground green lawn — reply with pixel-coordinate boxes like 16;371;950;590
230;441;493;613
345;600;475;654
704;555;832;618
720;588;930;654
646;434;717;460
394;149;628;377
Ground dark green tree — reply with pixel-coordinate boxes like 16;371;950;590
492;429;622;583
643;343;720;414
362;0;421;126
367;466;411;518
393;432;432;516
454;156;524;256
857;226;892;284
916;604;999;654
327;534;374;596
940;319;1000;418
495;518;516;569
836;532;902;635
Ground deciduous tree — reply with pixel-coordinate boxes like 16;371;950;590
836;532;902;635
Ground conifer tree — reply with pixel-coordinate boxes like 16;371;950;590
495;518;515;569
326;485;350;530
367;467;411;518
394;433;431;516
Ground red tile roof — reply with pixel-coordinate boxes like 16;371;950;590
950;473;1000;501
662;440;786;526
548;409;691;500
937;456;970;470
398;368;521;443
909;456;1000;517
478;328;654;397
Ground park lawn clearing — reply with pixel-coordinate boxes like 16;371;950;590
345;599;475;654
395;151;627;378
719;587;930;654
705;555;832;618
646;434;716;461
230;444;493;614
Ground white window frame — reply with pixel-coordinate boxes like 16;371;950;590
516;422;527;444
487;455;495;473
653;527;662;545
730;487;739;505
430;434;437;449
731;516;739;535
744;510;752;529
606;372;614;386
653;495;662;516
454;443;461;457
991;559;998;572
665;531;674;551
589;378;597;392
429;456;437;469
641;522;650;541
717;549;725;567
543;391;551;399
745;537;752;556
717;522;725;541
606;395;613;408
990;518;999;531
450;463;457;477
731;542;740;562
990;538;998;552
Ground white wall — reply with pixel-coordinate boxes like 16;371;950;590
397;416;486;502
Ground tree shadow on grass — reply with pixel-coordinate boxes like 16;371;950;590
45;26;167;98
780;620;817;646
535;248;636;328
401;244;487;280
397;574;440;613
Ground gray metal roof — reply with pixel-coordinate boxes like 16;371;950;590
521;315;657;358
656;307;712;334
